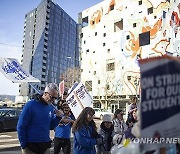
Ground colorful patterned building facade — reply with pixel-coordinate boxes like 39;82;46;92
79;0;180;110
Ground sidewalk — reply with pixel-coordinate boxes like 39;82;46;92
0;137;74;154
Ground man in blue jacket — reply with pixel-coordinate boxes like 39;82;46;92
17;83;63;154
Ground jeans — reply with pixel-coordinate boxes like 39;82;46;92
22;147;51;154
54;137;71;154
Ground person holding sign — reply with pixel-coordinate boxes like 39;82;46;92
54;103;75;154
72;107;103;154
127;96;138;114
17;83;63;154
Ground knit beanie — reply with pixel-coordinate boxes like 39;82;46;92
102;114;112;122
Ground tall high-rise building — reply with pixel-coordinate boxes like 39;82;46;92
18;0;79;100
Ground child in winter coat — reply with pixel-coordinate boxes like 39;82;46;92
97;114;114;154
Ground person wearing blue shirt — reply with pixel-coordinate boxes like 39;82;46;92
17;83;63;154
54;102;75;154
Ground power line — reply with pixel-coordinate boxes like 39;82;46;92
0;42;33;50
0;42;21;48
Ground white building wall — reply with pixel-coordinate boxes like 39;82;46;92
80;0;180;100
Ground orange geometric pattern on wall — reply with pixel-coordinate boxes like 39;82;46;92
126;18;163;58
108;0;115;13
90;8;103;28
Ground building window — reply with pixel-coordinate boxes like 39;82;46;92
148;7;153;15
103;43;106;47
95;32;97;36
94;71;96;75
133;23;137;28
106;62;115;71
80;33;83;38
114;19;123;32
110;5;114;11
98;80;100;84
139;0;142;5
82;16;88;27
126;35;130;40
93;51;95;53
139;31;150;46
107;49;110;53
103;33;106;37
85;81;92;91
86;49;89;53
84;40;86;44
106;84;110;90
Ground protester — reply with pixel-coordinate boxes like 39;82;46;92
126;96;138;114
113;109;127;136
96;114;114;154
54;102;75;154
56;90;68;110
111;109;138;153
72;107;103;154
17;83;63;154
124;109;137;140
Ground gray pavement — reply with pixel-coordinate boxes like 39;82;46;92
0;119;101;154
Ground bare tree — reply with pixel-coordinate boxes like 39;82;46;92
60;67;81;89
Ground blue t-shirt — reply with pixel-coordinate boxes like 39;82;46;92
54;114;75;139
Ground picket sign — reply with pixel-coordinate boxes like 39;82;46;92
0;57;40;83
139;55;180;152
66;82;93;119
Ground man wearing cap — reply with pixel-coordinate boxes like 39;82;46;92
17;83;63;154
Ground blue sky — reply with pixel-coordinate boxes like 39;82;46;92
0;0;102;96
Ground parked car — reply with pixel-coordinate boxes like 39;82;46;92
93;108;113;120
0;108;22;132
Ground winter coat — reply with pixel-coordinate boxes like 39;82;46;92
124;127;135;139
113;118;128;135
96;122;114;154
73;125;97;154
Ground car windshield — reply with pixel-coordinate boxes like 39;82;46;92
0;109;8;117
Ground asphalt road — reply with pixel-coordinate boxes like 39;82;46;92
0;119;102;154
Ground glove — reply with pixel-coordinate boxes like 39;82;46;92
96;137;104;145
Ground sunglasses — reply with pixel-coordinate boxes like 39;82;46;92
46;92;58;100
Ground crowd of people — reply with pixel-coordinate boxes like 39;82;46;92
17;83;139;154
